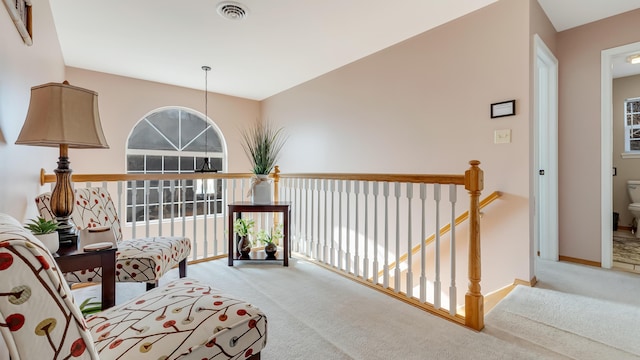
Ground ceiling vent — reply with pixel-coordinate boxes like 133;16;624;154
217;1;248;21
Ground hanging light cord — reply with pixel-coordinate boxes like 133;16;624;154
197;65;216;173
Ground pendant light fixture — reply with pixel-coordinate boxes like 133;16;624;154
197;65;217;173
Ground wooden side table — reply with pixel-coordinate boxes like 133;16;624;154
54;245;117;309
228;201;290;267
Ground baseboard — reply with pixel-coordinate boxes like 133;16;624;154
559;255;601;268
513;276;537;287
617;225;632;231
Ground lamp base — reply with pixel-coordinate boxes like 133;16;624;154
56;223;78;247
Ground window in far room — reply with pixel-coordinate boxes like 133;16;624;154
624;97;640;155
126;107;226;222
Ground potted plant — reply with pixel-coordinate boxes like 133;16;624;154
79;297;102;318
233;218;255;258
256;224;283;259
24;217;59;253
240;119;287;204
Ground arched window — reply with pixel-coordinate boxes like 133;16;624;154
126;107;226;222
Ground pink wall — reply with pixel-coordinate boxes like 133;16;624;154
262;0;535;289
557;9;640;262
64;68;261;175
0;0;65;220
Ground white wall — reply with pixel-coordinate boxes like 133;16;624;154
0;0;65;220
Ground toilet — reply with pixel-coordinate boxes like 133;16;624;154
627;180;640;237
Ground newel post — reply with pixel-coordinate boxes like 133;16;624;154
272;165;280;202
272;166;281;229
464;160;484;330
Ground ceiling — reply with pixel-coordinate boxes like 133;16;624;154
49;0;640;101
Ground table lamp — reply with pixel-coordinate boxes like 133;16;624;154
16;81;109;246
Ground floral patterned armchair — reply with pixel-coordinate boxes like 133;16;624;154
36;187;191;289
0;212;267;359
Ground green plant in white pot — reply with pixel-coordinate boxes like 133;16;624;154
25;217;59;253
240;120;287;204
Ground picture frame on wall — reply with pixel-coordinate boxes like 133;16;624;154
490;100;516;119
3;0;32;46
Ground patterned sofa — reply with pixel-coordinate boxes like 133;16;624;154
0;212;267;359
36;187;191;289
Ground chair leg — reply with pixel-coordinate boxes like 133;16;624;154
179;258;187;278
146;282;156;291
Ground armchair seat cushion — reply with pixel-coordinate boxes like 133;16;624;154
87;278;267;359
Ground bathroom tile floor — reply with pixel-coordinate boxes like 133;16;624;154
613;230;640;274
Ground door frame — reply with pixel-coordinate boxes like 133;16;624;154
600;41;640;268
533;34;559;262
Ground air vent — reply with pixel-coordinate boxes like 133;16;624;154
217;1;248;21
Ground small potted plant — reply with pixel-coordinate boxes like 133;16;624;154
24;217;59;253
79;297;102;318
233;218;255;258
256;224;283;259
240;119;287;204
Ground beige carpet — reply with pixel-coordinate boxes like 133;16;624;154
71;258;640;359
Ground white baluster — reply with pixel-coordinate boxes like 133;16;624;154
131;180;137;238
117;181;124;234
294;178;300;252
330;179;336;267
323;179;329;264
158;180;164;236
346;180;352;273
202;179;208;257
213;178;218;257
372;182;379;285
434;183;441;309
338;179;344;270
222;179;228;255
309;179;318;258
406;183;414;298
316;178;322;261
449;184;458;315
181;179;187;240
420;183;427;303
169;181;176;237
383;182;390;289
354;180;360;278
363;181;370;280
145;180;150;238
394;182;401;293
192;180;198;259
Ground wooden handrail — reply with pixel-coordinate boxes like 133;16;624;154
40;168;257;186
279;173;465;184
382;191;501;276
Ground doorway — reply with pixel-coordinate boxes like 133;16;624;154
534;34;559;263
601;41;640;269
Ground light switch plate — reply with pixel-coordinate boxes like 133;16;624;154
494;129;511;144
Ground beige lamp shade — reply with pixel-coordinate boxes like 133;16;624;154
15;82;109;149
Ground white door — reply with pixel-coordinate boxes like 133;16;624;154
534;35;559;261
